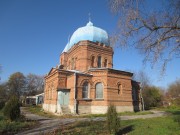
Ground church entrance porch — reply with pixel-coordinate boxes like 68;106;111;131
57;89;71;114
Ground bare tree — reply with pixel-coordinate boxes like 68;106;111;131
133;70;150;88
109;0;180;74
26;74;44;95
133;70;151;110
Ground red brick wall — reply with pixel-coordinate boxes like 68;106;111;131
44;69;59;105
60;41;113;71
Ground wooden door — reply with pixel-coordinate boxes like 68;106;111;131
58;90;70;106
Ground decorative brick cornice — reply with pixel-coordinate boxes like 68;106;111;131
88;68;133;77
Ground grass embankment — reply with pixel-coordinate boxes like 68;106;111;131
46;107;180;135
0;109;36;134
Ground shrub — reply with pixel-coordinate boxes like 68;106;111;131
106;104;120;135
0;101;5;110
3;96;20;121
174;115;180;126
142;86;163;110
172;98;180;106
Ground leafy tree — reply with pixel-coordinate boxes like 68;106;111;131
3;95;20;121
107;104;120;134
0;83;9;109
168;79;180;99
167;79;180;106
0;101;5;110
8;72;26;98
0;83;8;101
0;83;6;110
142;86;163;109
109;0;180;74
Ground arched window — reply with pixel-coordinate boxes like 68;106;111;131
68;60;71;69
118;83;122;95
71;58;75;70
91;56;95;67
104;59;108;67
48;86;50;100
95;82;103;99
61;58;63;65
51;83;54;99
82;82;89;98
97;56;101;68
74;57;77;69
45;86;49;100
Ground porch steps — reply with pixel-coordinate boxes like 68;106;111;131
61;106;71;114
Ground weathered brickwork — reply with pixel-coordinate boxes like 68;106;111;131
60;41;113;71
43;40;141;114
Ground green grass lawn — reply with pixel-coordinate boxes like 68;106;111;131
46;108;180;135
47;116;180;135
0;109;36;134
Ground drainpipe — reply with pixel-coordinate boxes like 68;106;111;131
74;72;77;114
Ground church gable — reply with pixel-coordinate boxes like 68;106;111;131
47;67;57;75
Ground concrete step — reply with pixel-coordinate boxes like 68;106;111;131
61;106;71;114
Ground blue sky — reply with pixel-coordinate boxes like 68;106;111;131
0;0;179;89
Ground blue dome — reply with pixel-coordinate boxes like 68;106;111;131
62;21;109;53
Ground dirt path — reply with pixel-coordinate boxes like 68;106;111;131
16;108;168;135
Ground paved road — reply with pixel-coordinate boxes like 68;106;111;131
17;108;168;135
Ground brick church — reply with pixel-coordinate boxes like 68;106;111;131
43;21;141;114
